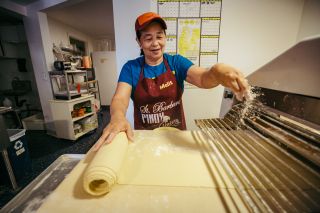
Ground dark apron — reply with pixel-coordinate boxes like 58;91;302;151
133;57;186;130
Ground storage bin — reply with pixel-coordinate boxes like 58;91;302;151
0;129;32;185
22;113;45;130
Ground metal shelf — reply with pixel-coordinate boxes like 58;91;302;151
49;70;89;100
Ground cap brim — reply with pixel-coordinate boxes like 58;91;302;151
137;17;167;32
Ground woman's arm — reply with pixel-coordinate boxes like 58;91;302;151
93;82;133;150
186;63;249;99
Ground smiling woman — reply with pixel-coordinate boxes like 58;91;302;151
94;11;250;150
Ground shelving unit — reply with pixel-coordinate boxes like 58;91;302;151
48;95;98;140
87;80;101;109
49;70;89;100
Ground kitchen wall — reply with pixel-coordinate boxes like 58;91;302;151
216;0;305;122
297;0;320;41
0;0;97;130
113;0;151;127
219;0;320;120
245;0;320;100
47;17;95;55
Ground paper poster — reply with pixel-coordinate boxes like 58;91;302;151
152;0;222;88
178;18;201;65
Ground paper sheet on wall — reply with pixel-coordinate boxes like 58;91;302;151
152;0;222;89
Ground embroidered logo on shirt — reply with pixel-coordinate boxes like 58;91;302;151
160;81;173;90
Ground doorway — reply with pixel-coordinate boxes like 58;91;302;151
0;7;42;120
43;0;117;107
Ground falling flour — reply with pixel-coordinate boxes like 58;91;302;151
238;87;263;127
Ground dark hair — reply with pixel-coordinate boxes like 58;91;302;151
136;20;166;56
136;31;144;55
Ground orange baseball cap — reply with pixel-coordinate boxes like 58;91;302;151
135;12;167;32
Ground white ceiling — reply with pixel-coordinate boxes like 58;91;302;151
44;0;114;38
3;0;114;38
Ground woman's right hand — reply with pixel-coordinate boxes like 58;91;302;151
93;115;134;151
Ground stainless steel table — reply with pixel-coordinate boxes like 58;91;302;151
0;154;83;213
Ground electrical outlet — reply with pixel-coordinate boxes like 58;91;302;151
42;71;48;81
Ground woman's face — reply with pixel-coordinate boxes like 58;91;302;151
138;22;166;64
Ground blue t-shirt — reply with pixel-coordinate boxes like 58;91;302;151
118;53;193;100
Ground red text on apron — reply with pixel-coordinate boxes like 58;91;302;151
133;57;186;130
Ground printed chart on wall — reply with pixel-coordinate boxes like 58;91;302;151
152;0;222;88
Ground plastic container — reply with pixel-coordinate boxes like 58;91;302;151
82;56;92;68
0;129;32;185
22;113;45;130
79;114;98;131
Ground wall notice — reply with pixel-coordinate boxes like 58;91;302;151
152;0;222;88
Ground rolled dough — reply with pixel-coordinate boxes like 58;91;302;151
83;132;128;196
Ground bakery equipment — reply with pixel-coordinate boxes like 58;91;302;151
70;56;82;70
196;36;320;212
53;61;71;71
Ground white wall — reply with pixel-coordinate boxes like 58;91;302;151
112;0;151;127
168;0;304;129
217;0;305;120
297;0;320;41
47;17;95;55
219;0;320;119
91;51;118;105
246;0;320;99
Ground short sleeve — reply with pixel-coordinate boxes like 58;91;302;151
118;62;133;86
167;54;193;89
174;54;193;81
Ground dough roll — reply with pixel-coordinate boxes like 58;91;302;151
83;132;128;196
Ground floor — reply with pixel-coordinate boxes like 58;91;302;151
0;106;110;209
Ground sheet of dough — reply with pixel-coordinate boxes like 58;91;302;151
37;130;249;212
36;160;248;213
117;130;235;188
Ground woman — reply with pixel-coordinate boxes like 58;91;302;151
94;12;249;150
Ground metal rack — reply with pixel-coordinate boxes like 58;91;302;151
195;101;320;212
49;70;89;100
87;79;101;108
